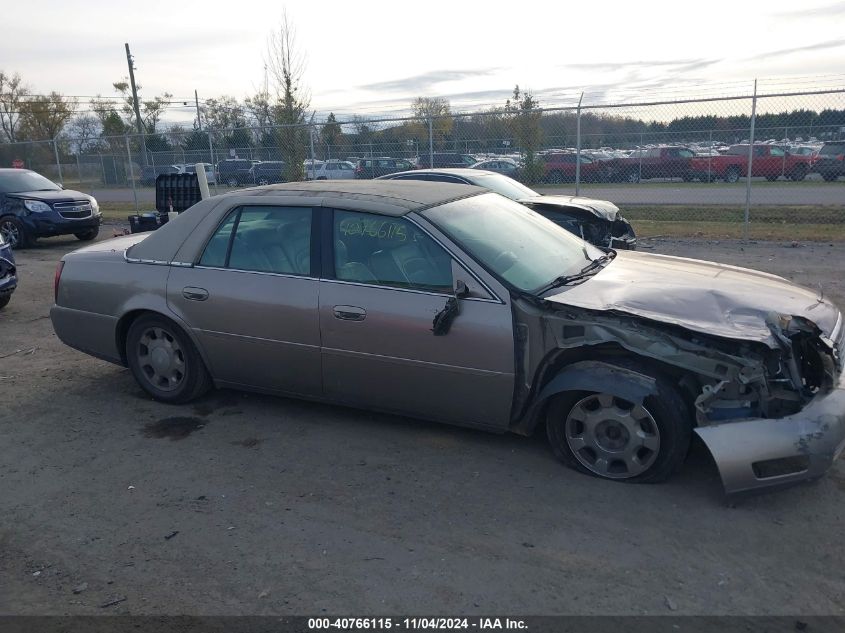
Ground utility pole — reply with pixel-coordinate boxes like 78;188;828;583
194;89;202;131
125;43;148;166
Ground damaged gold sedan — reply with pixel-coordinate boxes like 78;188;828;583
50;181;845;498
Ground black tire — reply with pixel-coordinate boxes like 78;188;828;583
625;170;640;183
765;174;779;182
226;177;238;188
0;292;10;310
547;170;564;184
789;165;807;182
0;216;32;249
821;172;839;182
725;167;741;184
126;314;212;404
546;363;692;484
74;227;99;241
682;174;693;182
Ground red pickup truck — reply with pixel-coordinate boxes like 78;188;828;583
690;144;814;183
609;146;696;182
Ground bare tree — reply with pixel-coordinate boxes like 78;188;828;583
0;71;30;142
265;10;310;181
67;114;102;153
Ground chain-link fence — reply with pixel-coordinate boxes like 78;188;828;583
1;85;843;239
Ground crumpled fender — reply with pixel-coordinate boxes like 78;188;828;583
513;360;658;434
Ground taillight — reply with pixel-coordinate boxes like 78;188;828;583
54;260;64;303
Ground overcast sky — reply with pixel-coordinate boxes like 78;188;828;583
3;0;845;123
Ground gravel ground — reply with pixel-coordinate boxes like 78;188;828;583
1;232;844;616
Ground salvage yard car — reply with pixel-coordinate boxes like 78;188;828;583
0;168;102;248
50;181;845;498
377;168;636;250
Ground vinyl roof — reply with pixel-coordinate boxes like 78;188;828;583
219;179;485;214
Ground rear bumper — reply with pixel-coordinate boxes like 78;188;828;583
50;304;122;365
696;369;845;499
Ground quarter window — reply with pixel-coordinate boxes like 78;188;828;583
199;206;312;275
332;210;453;293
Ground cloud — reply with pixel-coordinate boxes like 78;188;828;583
359;68;501;93
560;59;704;71
748;38;845;59
775;1;845;17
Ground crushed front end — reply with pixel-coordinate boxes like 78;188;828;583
695;311;845;498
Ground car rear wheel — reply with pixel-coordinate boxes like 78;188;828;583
126;314;211;404
790;165;807;181
625;171;640;183
74;227;99;241
725;167;741;184
822;172;839;182
0;292;10;310
0;216;31;249
226;177;238;188
546;366;691;483
258;178;270;186
547;170;564;184
765;175;779;182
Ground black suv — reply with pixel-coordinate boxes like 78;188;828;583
354;157;415;179
216;159;256;187
0;169;101;248
415;152;477;169
815;141;845;181
250;161;287;185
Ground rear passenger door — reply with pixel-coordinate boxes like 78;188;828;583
167;205;322;396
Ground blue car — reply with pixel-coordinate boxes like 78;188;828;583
0;230;16;309
0;168;101;249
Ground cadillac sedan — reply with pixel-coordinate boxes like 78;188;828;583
50;181;845;498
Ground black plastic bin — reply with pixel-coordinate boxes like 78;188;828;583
155;173;202;213
128;214;160;234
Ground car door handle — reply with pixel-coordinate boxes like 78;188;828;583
333;305;366;321
182;287;209;301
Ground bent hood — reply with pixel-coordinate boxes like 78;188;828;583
544;250;840;343
520;195;620;222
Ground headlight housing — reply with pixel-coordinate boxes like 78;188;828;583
23;200;52;213
89;197;101;215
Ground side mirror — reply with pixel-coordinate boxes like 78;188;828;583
455;279;470;299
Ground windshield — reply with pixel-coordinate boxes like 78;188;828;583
0;170;61;193
423;192;603;293
470;174;537;201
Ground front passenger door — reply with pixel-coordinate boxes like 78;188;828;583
319;209;515;428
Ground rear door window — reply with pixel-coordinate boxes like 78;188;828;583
199;206;313;276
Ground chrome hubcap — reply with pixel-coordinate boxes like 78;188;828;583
136;327;185;392
565;393;660;479
1;221;19;247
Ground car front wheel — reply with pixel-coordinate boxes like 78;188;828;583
546;367;691;483
0;216;31;249
126;314;212;404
